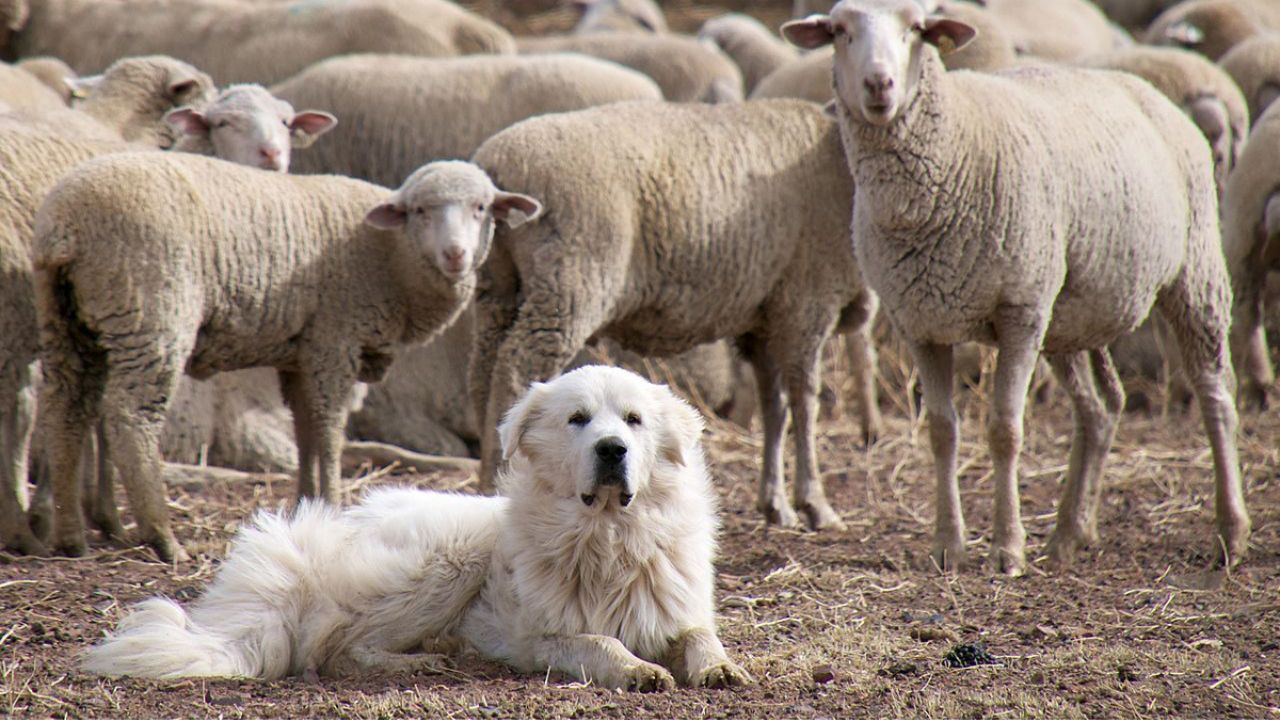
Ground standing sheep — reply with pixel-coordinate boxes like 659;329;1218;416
471;99;881;530
33;157;540;561
273;53;661;188
697;14;798;94
517;34;744;103
3;0;514;86
1083;46;1249;195
783;0;1250;574
1222;102;1280;409
1145;0;1280;61
1218;33;1280;123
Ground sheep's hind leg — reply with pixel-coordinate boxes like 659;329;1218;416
910;341;964;571
1043;350;1121;567
781;320;846;531
742;342;799;529
0;364;44;554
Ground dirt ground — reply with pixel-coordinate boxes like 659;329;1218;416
2;345;1277;719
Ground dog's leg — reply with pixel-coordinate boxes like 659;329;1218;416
534;634;675;691
664;626;753;688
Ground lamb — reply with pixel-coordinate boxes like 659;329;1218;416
1145;0;1280;61
1222;102;1280;409
33;158;540;562
517;34;744;103
55;55;215;147
1218;33;1280;123
1;77;337;555
273;53;661;188
1083;46;1249;194
167;83;336;172
14;56;73;102
697;14;798;94
0;59;64;111
470;99;881;531
4;0;514;86
783;0;1250;574
572;0;667;34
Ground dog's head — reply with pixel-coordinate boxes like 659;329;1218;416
498;365;705;510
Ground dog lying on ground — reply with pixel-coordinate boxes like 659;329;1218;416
83;365;753;690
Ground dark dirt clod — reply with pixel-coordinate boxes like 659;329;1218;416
943;642;999;669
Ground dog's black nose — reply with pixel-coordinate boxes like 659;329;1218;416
595;438;627;465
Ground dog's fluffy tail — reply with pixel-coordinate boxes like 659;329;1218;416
82;597;257;678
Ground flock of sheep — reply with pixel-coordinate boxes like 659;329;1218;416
0;0;1276;576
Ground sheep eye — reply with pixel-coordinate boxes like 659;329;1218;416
568;412;589;426
625;412;642;427
414;207;426;216
214;120;230;129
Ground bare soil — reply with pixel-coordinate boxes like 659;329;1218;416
3;352;1277;718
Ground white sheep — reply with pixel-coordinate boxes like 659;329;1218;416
1145;0;1280;61
697;13;798;94
1;76;337;555
5;0;514;86
784;0;1250;574
517;33;744;103
273;53;661;188
14;56;74;102
1218;32;1280;124
33;158;540;562
572;0;667;34
1222;102;1280;409
0;59;65;112
471;99;881;531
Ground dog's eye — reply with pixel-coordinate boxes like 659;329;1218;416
625;412;642;427
568;412;589;426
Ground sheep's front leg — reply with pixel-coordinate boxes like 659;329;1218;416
299;351;359;505
663;627;753;688
910;341;963;571
743;345;800;528
534;634;675;691
279;371;318;500
986;310;1046;577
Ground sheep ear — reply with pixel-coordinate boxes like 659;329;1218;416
498;382;547;461
822;99;838;118
781;15;834;49
921;16;976;54
568;0;596;13
164;107;210;137
655;385;705;467
289;111;337;149
492;191;543;228
1265;194;1280;241
66;74;102;100
167;77;203;103
365;200;407;229
1164;20;1204;48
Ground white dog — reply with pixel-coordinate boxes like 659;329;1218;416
83;366;752;690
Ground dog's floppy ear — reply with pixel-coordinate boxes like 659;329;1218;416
499;381;547;461
655;385;706;467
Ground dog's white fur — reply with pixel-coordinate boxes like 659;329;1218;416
83;366;751;690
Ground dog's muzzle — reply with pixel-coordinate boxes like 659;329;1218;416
582;437;632;507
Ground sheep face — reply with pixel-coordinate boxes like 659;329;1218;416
166;85;336;172
365;161;542;283
781;0;974;126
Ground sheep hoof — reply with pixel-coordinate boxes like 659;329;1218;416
1043;524;1097;569
930;539;967;573
27;509;51;542
989;544;1026;577
2;529;49;556
53;536;88;558
759;500;802;529
1238;385;1268;413
89;513;128;543
800;500;846;532
1214;520;1251;568
145;533;189;564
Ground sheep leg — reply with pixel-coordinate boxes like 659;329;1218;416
37;321;100;557
100;347;189;563
87;423;126;541
471;300;519;493
909;341;964;571
1232;290;1272;411
280;370;318;501
1159;280;1250;566
985;313;1044;577
784;338;845;532
743;344;800;529
0;363;44;555
840;293;883;446
1043;350;1121;567
285;356;356;505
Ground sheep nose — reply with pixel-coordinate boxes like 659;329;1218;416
864;73;894;95
595;438;627;466
260;146;282;163
443;247;465;262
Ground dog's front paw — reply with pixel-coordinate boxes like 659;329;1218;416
691;660;754;688
620;662;676;692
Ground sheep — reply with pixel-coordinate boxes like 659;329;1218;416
751;1;1016;103
33;158;540;562
1218;33;1280;124
517;34;744;103
60;55;215;147
1083;46;1249;195
167;83;336;172
782;0;1250;575
15;56;73;102
1222;102;1280;410
4;0;514;86
979;0;1121;62
0;59;63;111
470;99;881;531
1145;0;1280;61
0;77;335;555
572;0;666;34
1090;0;1185;31
273;53;661;188
697;14;798;94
